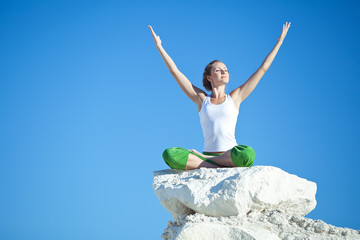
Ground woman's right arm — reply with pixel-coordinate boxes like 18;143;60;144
148;25;206;106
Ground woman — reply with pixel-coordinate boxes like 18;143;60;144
149;22;291;170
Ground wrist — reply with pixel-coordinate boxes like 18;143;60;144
156;44;163;50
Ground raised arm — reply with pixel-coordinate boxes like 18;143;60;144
148;25;206;108
230;22;291;108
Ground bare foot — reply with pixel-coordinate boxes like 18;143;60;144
189;149;214;159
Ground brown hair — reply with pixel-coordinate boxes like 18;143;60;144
202;60;222;91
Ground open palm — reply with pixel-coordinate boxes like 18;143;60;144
149;25;162;47
278;22;291;42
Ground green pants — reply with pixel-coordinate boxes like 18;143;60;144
162;145;255;170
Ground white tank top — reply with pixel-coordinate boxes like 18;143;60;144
199;94;239;152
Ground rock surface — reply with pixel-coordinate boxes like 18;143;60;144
153;166;317;220
153;166;360;240
161;211;360;240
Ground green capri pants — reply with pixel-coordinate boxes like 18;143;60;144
162;145;255;170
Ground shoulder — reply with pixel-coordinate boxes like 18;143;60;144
196;92;207;112
197;92;207;103
229;90;241;110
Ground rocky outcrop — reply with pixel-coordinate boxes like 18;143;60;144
161;210;360;240
153;166;317;220
153;166;360;240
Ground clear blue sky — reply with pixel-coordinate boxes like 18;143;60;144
1;0;359;239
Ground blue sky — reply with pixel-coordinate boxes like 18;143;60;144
0;0;359;239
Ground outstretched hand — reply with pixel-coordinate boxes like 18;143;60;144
278;22;291;42
148;25;162;47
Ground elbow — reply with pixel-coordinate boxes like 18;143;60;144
259;66;268;72
169;68;180;75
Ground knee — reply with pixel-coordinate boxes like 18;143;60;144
230;145;256;167
162;147;189;170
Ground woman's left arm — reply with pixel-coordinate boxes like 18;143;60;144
230;22;291;108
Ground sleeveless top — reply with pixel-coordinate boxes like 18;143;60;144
199;94;239;152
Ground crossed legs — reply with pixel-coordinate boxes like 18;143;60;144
163;145;255;170
186;153;221;169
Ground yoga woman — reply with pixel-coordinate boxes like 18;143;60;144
149;22;291;170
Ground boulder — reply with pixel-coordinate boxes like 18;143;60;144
153;166;317;220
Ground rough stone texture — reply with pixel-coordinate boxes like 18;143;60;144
153;166;317;220
161;211;360;240
153;166;360;240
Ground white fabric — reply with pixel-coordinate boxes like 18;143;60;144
199;94;239;152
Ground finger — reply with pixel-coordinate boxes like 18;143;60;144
283;23;288;31
149;25;156;35
150;28;158;40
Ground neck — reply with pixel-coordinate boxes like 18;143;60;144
211;86;226;98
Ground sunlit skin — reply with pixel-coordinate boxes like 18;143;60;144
207;62;229;104
149;22;291;169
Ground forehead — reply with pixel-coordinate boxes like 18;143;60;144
212;62;227;69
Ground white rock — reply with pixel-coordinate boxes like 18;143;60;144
160;211;360;240
153;166;317;220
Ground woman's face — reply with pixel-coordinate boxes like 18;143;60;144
207;62;229;87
